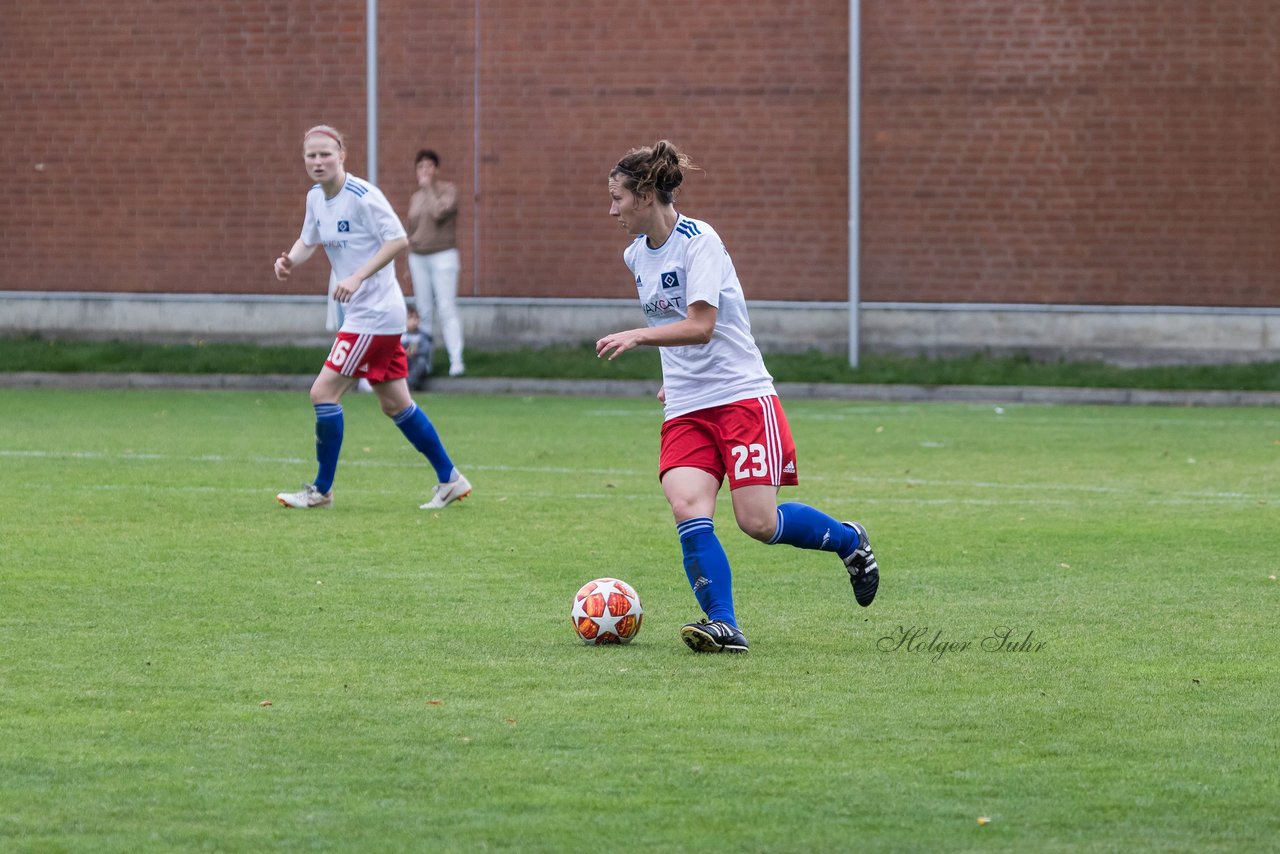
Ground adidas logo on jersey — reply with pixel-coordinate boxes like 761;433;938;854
783;461;796;474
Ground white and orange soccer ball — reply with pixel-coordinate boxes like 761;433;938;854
571;577;644;645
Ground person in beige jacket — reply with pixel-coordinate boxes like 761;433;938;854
406;149;465;376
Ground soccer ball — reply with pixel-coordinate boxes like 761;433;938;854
571;577;643;645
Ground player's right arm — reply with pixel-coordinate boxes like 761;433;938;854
274;239;318;281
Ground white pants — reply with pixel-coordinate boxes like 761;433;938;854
408;248;464;373
325;270;343;331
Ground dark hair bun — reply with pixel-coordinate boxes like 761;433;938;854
657;171;683;194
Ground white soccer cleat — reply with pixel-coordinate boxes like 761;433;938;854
419;473;472;510
276;483;334;509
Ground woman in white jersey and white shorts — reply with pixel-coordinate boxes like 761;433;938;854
273;125;471;511
597;140;880;653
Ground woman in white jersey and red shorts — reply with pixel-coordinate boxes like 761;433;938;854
597;140;880;653
273;125;471;511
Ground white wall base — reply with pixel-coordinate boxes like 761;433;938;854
2;292;1277;365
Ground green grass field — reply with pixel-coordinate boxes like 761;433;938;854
2;388;1277;851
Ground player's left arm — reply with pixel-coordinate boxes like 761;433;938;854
596;301;716;360
597;230;725;360
332;236;408;302
333;190;410;302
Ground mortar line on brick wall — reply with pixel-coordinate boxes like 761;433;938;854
3;292;1276;317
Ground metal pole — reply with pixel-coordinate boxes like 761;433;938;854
848;0;861;367
472;0;481;296
367;0;378;184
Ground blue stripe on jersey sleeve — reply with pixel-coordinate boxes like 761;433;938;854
675;218;702;239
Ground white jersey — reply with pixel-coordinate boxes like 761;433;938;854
300;175;409;335
623;214;775;420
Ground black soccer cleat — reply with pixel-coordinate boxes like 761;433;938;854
680;619;749;653
842;521;879;607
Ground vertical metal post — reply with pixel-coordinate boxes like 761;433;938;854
367;0;378;184
472;0;482;296
848;0;861;367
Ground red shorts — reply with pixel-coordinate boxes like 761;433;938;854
659;395;799;489
324;332;408;384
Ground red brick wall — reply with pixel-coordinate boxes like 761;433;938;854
5;1;1278;307
462;0;850;302
862;1;1280;306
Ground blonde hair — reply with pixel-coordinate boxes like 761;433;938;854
611;140;700;204
303;124;346;150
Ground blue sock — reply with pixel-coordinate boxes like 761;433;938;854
768;502;859;560
393;403;455;482
313;403;344;494
677;517;736;626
